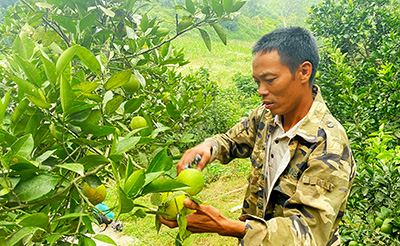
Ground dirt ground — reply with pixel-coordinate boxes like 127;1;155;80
92;224;139;246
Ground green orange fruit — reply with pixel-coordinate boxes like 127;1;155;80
123;74;140;93
130;116;147;130
177;168;204;196
348;241;358;246
82;182;107;205
160;193;186;220
161;92;170;103
375;217;384;227
381;221;393;234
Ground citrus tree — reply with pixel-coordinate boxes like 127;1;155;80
0;0;246;244
308;0;400;244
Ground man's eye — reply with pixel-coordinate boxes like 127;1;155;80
266;78;276;83
254;80;260;85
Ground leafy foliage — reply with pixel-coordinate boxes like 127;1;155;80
0;0;245;244
308;0;400;244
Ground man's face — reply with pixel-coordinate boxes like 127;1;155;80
252;50;305;117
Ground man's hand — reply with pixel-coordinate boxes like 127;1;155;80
159;198;245;238
176;142;212;174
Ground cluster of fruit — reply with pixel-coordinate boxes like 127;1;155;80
159;168;205;220
375;216;395;234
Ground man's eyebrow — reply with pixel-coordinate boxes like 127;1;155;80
252;72;276;78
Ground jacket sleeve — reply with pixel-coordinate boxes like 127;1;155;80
204;105;264;164
240;138;355;246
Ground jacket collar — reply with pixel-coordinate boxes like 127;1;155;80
263;85;328;143
294;85;328;143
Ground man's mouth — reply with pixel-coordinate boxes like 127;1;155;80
262;101;273;109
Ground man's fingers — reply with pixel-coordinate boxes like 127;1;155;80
158;215;178;228
183;198;200;211
196;157;207;171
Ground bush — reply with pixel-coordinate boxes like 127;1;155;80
308;0;400;244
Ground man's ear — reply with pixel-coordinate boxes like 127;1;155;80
298;61;312;84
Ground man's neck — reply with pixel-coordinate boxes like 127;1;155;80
282;90;314;132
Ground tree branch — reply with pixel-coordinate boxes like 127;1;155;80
111;19;209;62
20;0;70;47
0;164;106;213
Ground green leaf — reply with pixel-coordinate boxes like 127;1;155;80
18;213;49;229
125;156;135;179
155;215;161;234
146;148;168;173
118;187;134;214
114;136;140;155
166;103;180;119
56;163;84;176
125;169;145;196
126;0;136;11
68;108;92;122
42;30;59;47
7;74;41;99
99;5;115;17
151;193;163;206
78;155;109;169
181;133;195;143
32;26;45;42
10;99;29;133
60;74;75;114
142;179;188;195
79;13;98;31
222;0;233;14
177;20;192;33
177;211;188;238
198;28;211;51
11;134;34;158
93;234;117;246
0;91;11;128
144;171;163;186
51;15;77;34
12;35;33;60
56;46;78;76
17;33;35;60
25;94;51;109
14;55;44;87
41;55;57;85
185;0;195;14
76;46;101;75
53;213;89;221
212;23;227;45
104;69;132;90
124;96;145;113
81;236;96;246
14;174;60;202
73;82;100;94
9;155;40;171
7;227;44;246
105;95;124;115
231;1;246;12
81;125;115;136
211;0;223;17
141;14;149;32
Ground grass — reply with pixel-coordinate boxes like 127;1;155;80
172;35;254;89
104;159;251;246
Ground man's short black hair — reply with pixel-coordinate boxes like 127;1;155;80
252;27;319;86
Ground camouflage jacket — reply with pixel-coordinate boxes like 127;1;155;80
205;86;356;246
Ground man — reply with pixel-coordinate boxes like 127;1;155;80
160;27;356;245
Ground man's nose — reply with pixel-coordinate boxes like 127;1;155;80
258;83;269;96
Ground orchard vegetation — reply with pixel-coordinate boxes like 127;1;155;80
0;0;400;245
308;0;400;245
0;0;246;245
